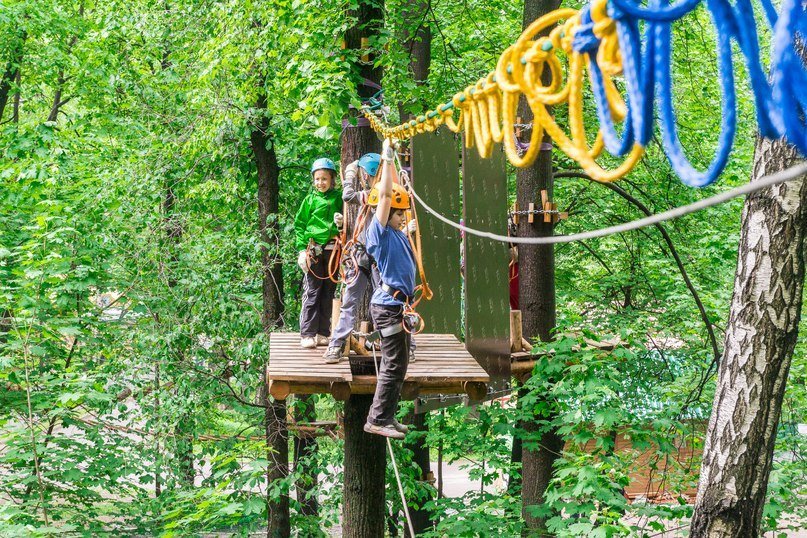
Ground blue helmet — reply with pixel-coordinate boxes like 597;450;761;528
357;153;381;178
311;157;337;176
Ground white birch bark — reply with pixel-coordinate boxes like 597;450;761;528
690;138;807;537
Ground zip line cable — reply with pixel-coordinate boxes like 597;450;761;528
400;161;807;245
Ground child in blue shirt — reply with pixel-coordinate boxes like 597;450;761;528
363;140;417;440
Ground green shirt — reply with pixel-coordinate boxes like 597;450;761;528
293;188;343;250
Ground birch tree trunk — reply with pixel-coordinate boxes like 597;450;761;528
690;137;807;537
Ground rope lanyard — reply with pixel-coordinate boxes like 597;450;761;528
405;161;807;245
360;0;806;186
305;238;343;283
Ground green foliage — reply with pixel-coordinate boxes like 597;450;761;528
517;333;705;536
0;0;804;535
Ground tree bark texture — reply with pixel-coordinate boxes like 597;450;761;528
341;4;387;531
516;0;560;343
401;0;430;89
398;7;434;534
253;89;290;534
516;0;562;533
341;0;383;332
252;93;285;329
292;395;319;517
690;139;806;537
406;412;433;536
0;30;25;123
162;178;195;487
266;398;291;538
343;395;386;538
341;0;383;229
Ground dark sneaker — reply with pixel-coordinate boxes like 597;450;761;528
391;419;409;434
363;422;405;440
408;347;416;363
323;344;344;364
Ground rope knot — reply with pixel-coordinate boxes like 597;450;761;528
572;7;600;54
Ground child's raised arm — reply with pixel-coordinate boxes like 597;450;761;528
374;139;397;227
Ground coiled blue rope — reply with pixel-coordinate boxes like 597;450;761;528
575;0;806;187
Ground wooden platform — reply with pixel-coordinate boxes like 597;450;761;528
267;333;489;401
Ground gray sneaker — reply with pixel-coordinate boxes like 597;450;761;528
323;343;344;364
391;419;409;434
408;347;416;363
363;422;405;440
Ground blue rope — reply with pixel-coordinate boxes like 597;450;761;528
655;0;736;187
587;0;807;186
576;6;638;156
771;0;807;152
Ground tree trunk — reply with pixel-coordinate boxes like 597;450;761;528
341;0;384;251
398;6;434;534
12;66;21;123
266;396;290;538
0;30;25;123
252;90;289;535
292;395;319;517
689;139;806;537
406;411;433;536
343;395;386;538
341;2;387;534
398;0;430;119
47;7;81;124
515;0;562;533
252;93;284;329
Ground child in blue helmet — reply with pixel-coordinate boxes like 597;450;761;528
323;151;418;364
322;152;381;362
294;157;343;349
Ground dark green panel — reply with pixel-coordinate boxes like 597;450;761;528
462;142;511;390
411;129;462;337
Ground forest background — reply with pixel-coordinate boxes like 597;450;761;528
0;0;804;536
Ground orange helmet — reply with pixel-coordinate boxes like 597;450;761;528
367;184;410;209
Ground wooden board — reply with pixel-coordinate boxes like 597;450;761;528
461;141;512;390
411;129;462;337
269;332;353;382
267;332;489;399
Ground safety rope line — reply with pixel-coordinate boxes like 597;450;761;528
305;238;343;283
370;344;417;536
361;0;806;186
405;161;807;245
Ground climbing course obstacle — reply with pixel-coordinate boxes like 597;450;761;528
363;0;807;186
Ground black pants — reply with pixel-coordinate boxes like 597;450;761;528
367;304;410;426
299;254;336;337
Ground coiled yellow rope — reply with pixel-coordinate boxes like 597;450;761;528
363;0;643;182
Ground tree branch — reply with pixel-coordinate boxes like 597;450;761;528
555;170;721;364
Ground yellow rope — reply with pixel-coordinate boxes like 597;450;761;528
362;0;644;183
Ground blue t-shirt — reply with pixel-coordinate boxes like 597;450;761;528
365;216;416;306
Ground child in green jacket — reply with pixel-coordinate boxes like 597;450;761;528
294;158;343;349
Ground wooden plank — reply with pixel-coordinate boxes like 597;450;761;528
411;130;462;337
269;333;490;396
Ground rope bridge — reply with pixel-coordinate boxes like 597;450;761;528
363;0;806;186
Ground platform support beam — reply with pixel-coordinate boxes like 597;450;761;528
329;381;351;401
463;381;488;401
268;379;290;401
